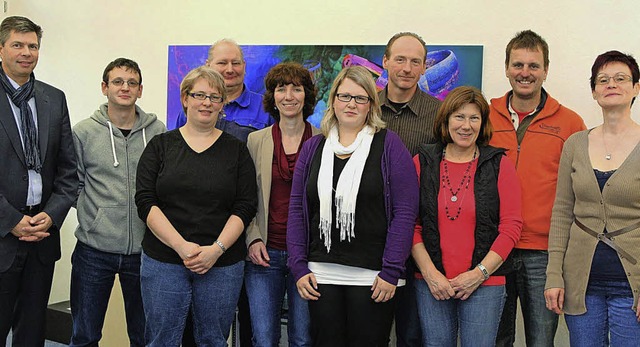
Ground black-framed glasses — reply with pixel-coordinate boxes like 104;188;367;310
336;93;371;104
108;79;140;88
188;92;223;103
595;73;633;85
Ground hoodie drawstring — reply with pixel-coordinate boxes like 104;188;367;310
142;128;147;147
107;121;120;167
107;121;149;166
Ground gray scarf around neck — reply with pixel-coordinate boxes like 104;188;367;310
0;65;41;172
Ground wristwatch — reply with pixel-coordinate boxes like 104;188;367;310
477;263;490;280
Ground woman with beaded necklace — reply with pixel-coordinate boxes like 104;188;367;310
411;86;522;347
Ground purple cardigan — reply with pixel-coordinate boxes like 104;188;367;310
286;129;419;285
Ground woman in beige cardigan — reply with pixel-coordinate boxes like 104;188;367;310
244;62;320;347
545;50;640;346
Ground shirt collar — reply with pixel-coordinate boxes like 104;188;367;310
380;86;420;117
7;74;28;89
506;88;548;127
231;83;251;108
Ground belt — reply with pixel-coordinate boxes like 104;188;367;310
19;204;42;216
575;219;639;265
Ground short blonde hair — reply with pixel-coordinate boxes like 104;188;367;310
179;66;227;115
320;66;386;136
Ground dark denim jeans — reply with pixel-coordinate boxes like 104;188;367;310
140;253;243;347
496;249;559;347
415;279;506;347
244;247;310;347
565;294;640;347
70;241;144;347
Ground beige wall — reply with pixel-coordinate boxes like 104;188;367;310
3;0;640;344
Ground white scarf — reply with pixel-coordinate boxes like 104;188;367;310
317;125;374;252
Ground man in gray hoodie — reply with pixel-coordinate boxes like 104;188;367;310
70;58;166;347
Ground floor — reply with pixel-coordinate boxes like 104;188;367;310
275;303;571;346
6;302;571;346
5;331;66;347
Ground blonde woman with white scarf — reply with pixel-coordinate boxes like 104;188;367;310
287;66;419;346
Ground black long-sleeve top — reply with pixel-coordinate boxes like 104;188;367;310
135;129;257;265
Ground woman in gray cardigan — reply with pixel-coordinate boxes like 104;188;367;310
545;50;640;347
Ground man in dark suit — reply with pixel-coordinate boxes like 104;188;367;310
0;16;78;346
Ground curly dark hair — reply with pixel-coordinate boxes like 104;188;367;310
263;62;317;121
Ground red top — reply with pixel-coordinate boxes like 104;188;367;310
412;154;522;286
515;109;531;124
267;153;297;250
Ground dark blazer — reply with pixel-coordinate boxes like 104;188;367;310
0;80;78;271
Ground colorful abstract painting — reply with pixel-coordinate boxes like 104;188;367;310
167;45;483;129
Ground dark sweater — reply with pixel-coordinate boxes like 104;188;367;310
306;130;387;271
287;130;419;285
135;129;257;265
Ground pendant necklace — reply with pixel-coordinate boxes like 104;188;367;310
602;125;631;161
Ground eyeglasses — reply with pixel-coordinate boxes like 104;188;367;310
595;73;633;85
188;92;223;103
108;79;140;88
336;93;371;104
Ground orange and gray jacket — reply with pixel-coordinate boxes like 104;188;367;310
489;90;585;250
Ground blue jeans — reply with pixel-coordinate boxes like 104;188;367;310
565;294;640;347
70;241;144;347
244;247;310;347
415;279;506;347
496;249;558;347
140;253;243;347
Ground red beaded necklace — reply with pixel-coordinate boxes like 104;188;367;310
441;146;477;221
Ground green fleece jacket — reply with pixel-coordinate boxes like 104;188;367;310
72;103;166;254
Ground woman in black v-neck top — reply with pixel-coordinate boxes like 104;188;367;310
135;66;257;346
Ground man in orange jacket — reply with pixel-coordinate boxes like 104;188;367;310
490;30;586;347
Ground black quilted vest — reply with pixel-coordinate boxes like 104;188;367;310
417;142;513;276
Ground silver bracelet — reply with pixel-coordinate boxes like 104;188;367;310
215;240;227;253
477;263;490;280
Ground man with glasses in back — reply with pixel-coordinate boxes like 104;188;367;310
70;58;165;346
378;32;442;347
0;16;78;346
490;30;585;347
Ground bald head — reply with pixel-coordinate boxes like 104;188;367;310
207;39;244;62
206;39;246;91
